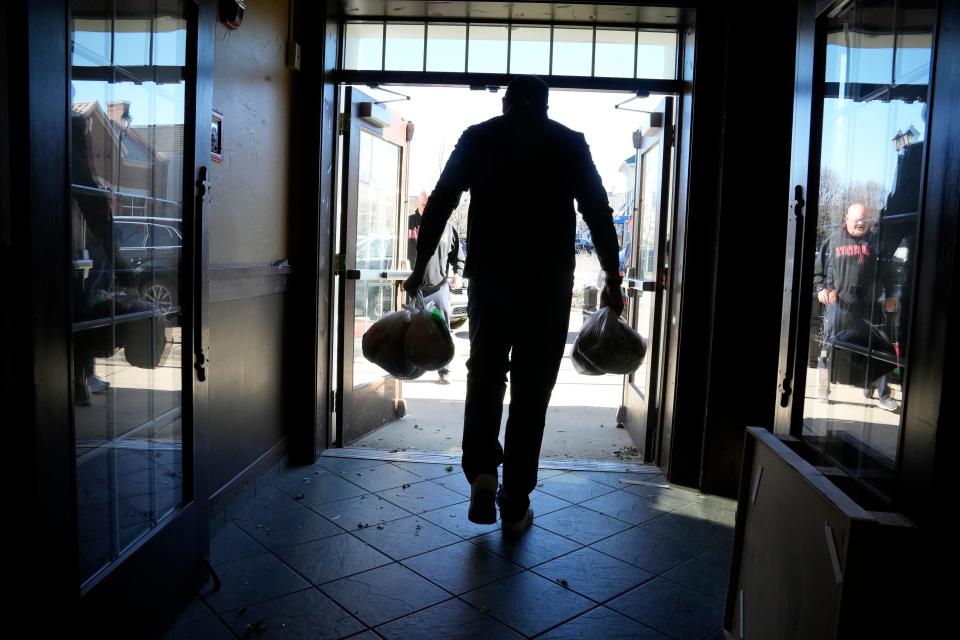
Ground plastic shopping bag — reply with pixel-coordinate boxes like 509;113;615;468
361;308;426;380
573;307;647;375
405;292;455;371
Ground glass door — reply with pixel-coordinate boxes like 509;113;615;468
335;87;411;445
779;0;935;502
619;98;674;461
69;0;209;603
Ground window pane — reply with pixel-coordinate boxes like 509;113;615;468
426;23;466;72
354;131;401;388
509;26;550;74
344;22;384;71
552;27;593;76
385;23;424;71
468;25;508;73
802;0;933;496
637;30;677;79
594;29;635;78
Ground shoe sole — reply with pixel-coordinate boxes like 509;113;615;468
468;474;498;524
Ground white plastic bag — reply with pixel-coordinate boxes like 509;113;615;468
361;308;425;380
404;292;455;371
573;307;647;375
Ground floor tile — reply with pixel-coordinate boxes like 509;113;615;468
321;563;450;627
375;480;467;514
276;532;393;585
402;540;523;595
199;553;310;613
591;526;704;575
537;606;671;640
607;577;723;640
234;504;344;551
312;494;413;531
531;547;654;603
222;588;366;639
471;525;582;569
342;464;425;493
460;571;594;637
352;515;461;561
536;473;618;504
377;598;522;640
533;505;632;545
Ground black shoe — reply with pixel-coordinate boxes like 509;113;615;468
468;474;498;524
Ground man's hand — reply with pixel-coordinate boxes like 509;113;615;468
450;273;462;290
403;271;424;295
600;277;625;316
883;296;899;313
817;289;837;305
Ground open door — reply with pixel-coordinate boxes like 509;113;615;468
619;97;674;461
335;87;411;446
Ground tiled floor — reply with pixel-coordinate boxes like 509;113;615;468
163;456;736;639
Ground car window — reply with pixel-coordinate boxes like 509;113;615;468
116;222;147;248
154;225;181;247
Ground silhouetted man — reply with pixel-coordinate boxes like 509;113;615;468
404;75;623;537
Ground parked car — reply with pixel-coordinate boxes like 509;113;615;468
114;216;182;313
575;235;594;254
448;275;468;328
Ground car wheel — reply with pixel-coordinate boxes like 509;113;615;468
141;280;178;312
450;318;467;329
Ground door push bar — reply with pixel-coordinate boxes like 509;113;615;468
356;269;414;281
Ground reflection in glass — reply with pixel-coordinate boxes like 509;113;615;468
802;0;933;498
70;0;186;584
625;143;661;391
594;29;635;78
344;22;384;71
385;23;425;72
468;25;508;74
426;24;466;73
552;27;593;77
354;131;401;388
509;26;550;75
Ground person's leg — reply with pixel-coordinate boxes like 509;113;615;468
818;304;837;401
423;286;453;381
498;279;572;523
460;278;510;485
875;374;898;410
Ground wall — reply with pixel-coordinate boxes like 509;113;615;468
207;0;293;496
210;0;290;265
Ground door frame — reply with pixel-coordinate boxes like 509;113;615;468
9;0;214;629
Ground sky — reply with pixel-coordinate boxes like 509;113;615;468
376;85;664;196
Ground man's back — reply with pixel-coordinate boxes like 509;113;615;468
426;114;619;282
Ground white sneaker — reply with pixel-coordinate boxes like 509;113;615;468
878;395;898;412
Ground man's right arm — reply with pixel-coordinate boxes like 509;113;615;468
405;129;473;292
571;133;623;313
572;133;620;280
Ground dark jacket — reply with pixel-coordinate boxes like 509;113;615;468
414;113;620;285
420;223;462;296
814;223;893;329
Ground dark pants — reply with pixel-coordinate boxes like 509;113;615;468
461;276;573;520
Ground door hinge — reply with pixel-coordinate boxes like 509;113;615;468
334;252;346;275
338;112;349;135
330;388;339;409
666;124;676;147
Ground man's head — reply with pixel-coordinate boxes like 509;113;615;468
502;75;549;117
417;191;429;212
845;203;870;237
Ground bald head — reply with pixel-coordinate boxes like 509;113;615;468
845;203;869;237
